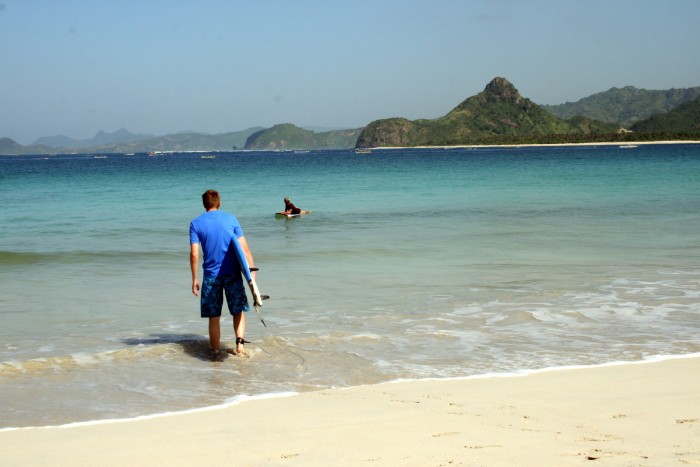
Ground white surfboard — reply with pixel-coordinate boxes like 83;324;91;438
275;210;312;218
231;235;267;326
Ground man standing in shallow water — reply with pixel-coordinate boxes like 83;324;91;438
189;189;255;359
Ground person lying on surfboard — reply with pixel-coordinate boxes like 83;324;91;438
283;197;310;215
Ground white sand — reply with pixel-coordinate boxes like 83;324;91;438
1;356;699;466
375;140;700;150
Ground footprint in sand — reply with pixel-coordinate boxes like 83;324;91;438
432;432;460;437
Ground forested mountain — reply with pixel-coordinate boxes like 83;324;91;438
244;124;362;150
631;96;700;133
542;86;700;127
356;78;618;148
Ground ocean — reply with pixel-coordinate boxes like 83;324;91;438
1;144;699;429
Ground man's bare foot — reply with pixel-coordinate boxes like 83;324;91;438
235;338;250;358
209;348;225;362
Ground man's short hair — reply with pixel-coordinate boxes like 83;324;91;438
202;189;221;210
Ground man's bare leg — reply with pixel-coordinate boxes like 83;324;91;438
233;312;248;356
208;316;221;351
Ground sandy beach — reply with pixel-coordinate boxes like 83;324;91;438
374;140;700;150
1;356;698;466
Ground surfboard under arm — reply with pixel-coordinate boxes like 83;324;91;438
231;235;267;326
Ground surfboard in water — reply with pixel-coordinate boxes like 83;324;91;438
275;210;311;218
231;235;267;326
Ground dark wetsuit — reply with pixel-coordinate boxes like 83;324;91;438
285;201;301;214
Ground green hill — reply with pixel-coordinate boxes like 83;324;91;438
543;86;700;127
356;77;617;148
244;124;362;150
631;96;700;134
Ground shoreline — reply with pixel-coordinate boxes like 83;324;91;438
373;139;700;150
3;140;700;157
2;353;697;432
2;355;699;465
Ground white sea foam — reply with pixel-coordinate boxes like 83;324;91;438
386;352;700;385
0;392;299;432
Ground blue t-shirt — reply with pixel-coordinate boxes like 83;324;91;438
189;210;244;279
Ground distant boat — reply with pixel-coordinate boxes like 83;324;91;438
148;152;157;156
94;155;107;159
355;148;372;154
619;144;638;149
200;155;216;159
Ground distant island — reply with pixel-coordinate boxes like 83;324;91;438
34;128;157;149
2;77;700;155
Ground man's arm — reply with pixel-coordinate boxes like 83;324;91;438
190;243;200;296
238;235;256;281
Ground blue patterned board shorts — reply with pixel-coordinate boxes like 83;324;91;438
200;274;249;318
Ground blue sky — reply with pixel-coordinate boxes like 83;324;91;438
2;0;699;144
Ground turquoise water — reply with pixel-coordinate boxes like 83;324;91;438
1;144;699;428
